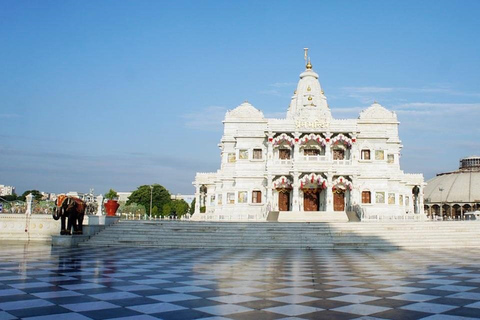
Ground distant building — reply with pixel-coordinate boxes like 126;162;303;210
117;192;132;203
171;194;195;204
0;185;15;196
424;156;480;219
66;190;96;203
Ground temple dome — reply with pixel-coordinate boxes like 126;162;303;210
225;101;264;121
424;156;480;203
359;102;397;121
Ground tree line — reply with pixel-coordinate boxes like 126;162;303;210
1;185;191;218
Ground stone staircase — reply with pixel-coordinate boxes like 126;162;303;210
80;220;480;249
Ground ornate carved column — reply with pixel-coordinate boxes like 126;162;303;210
266;175;273;209
293;132;300;162
325;132;332;161
194;183;200;214
267;132;274;162
350;133;358;164
292;171;300;211
419;185;425;215
326;173;334;212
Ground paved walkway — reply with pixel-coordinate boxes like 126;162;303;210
1;244;480;319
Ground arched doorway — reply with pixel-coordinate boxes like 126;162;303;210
303;188;320;211
278;189;290;211
333;188;345;211
300;173;327;211
332;176;352;212
273;176;293;212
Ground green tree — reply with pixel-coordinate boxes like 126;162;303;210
104;189;118;200
151;206;159;217
0;194;17;202
119;202;146;215
162;203;171;216
171;199;189;217
19;190;42;202
189;198;196;214
127;184;171;215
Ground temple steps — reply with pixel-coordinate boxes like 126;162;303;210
80;220;480;249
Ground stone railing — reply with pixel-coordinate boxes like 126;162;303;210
300;155;328;162
120;213;191;221
0;213;60;241
197;213;266;222
361;213;427;222
273;159;293;165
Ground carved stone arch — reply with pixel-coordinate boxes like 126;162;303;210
299;173;327;190
272;133;295;149
332;176;353;191
299;133;326;146
331;133;352;148
273;176;293;189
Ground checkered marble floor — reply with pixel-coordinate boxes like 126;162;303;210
2;245;480;319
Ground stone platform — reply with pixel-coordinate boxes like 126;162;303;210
277;210;349;222
81;220;480;249
52;216;120;247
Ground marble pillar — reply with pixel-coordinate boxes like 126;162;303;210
326;174;334;212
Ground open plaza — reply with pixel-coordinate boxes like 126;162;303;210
2;244;480;320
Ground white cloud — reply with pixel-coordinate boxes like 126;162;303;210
259;89;282;96
392;102;480;115
182;106;227;131
270;82;296;88
341;86;480;98
333;107;364;113
0;113;20;118
343;86;394;93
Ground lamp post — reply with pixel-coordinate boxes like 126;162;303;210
149;185;153;218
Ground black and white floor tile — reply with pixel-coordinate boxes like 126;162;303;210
1;245;480;319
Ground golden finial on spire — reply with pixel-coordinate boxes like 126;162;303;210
306;58;312;69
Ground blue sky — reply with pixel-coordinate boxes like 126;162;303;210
1;0;479;195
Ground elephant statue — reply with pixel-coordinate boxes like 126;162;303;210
53;195;86;235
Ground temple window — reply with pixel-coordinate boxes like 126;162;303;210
375;150;385;161
405;196;410;206
252;191;262;203
228;153;236;163
361;191;371;204
399;195;404;206
253;149;263;159
239;149;248;160
361;149;371;160
375;192;385;204
227;193;235;204
388;193;395;205
217;194;222;205
304;149;320;156
210;195;215;205
333;149;345;160
387;154;394;164
238;191;248;203
279;149;291;159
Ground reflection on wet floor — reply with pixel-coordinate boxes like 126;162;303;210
1;244;480;319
